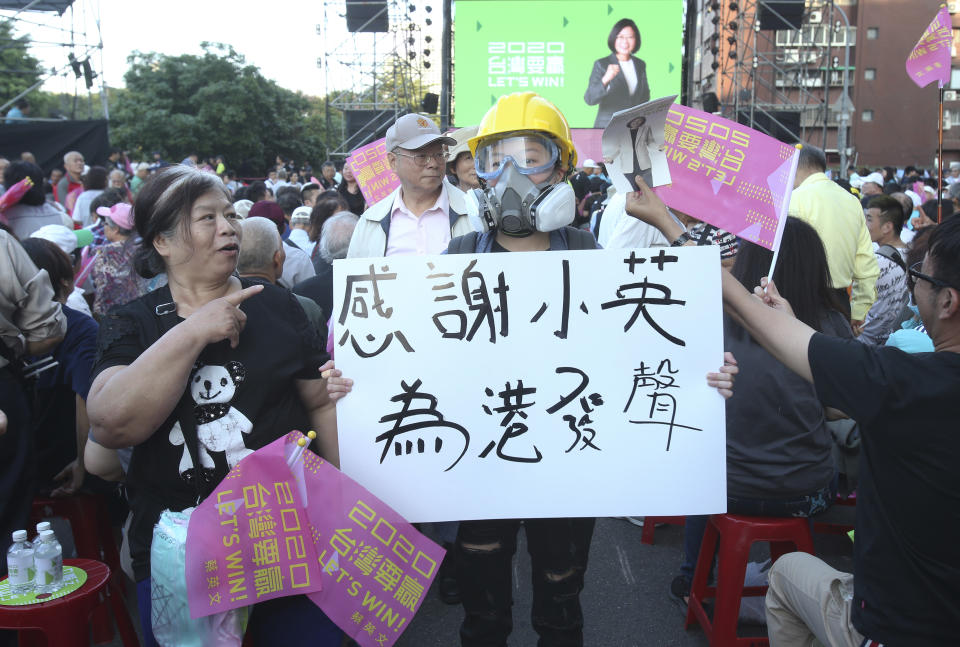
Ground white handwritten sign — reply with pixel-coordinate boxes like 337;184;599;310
333;246;726;521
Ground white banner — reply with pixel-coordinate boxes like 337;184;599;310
333;246;726;522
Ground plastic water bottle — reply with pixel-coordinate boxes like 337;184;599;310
6;530;35;594
34;529;63;593
32;521;51;545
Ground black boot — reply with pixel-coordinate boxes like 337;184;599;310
437;541;461;604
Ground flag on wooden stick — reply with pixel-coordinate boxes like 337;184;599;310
906;4;952;88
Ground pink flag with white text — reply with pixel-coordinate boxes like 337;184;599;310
906;5;952;89
654;105;799;251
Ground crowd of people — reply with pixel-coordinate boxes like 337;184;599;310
0;89;957;647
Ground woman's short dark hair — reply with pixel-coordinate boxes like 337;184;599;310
83;166;108;191
132;166;230;278
731;216;847;330
3;161;45;206
607;18;641;53
246;181;268;203
922;198;953;222
308;191;348;242
89;188;127;215
19;238;74;302
906;225;935;271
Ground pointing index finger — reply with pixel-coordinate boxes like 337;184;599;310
224;284;264;306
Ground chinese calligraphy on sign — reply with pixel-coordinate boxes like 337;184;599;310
334;247;727;522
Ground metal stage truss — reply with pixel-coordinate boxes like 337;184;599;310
0;0;109;119
691;0;854;170
318;0;442;158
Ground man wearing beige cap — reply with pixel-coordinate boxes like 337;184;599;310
343;112;473;605
347;113;475;258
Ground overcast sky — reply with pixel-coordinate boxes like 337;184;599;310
7;0;437;97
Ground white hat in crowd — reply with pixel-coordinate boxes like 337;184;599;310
233;199;254;219
861;172;884;187
385;113;456;151
446;126;479;163
291;206;312;225
904;190;923;207
30;224;93;254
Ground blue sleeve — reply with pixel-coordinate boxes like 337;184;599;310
60;310;99;400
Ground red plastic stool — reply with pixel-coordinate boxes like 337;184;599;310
813;494;857;536
0;558;108;647
686;514;814;647
31;495;137;645
640;516;685;545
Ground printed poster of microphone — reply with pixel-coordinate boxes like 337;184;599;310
602;95;676;195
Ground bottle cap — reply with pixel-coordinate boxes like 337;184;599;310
36;522;51;534
12;530;26;542
39;529;54;539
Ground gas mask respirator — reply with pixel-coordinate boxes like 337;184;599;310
465;161;576;236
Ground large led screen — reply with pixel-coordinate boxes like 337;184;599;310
453;0;683;129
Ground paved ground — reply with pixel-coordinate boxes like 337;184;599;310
397;515;854;647
100;515;853;647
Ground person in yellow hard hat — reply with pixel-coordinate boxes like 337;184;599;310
448;92;598;647
450;91;597;255
444;92;737;646
322;94;738;645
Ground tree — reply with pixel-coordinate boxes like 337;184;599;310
110;43;327;173
0;21;43;106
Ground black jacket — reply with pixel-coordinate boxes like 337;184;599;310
583;54;650;129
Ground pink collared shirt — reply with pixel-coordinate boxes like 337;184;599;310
384;187;452;257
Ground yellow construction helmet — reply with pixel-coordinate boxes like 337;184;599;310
468;92;577;174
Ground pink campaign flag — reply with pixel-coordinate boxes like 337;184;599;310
300;448;446;647
906;5;952;89
184;432;443;647
347;138;402;206
185;434;325;618
655;105;800;251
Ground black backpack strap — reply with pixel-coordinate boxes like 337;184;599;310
877;245;906;272
151;291;216;503
564;226;598;250
447;231;481;255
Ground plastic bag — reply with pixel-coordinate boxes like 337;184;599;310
151;508;248;647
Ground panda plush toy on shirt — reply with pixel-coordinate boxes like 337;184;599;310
168;361;253;478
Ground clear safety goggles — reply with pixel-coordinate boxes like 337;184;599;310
474;134;560;181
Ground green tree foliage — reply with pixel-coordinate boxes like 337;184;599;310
110;43;327;173
0;21;43;105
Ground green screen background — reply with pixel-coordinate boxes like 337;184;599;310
453;0;683;128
